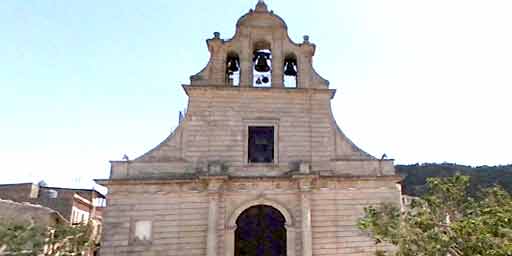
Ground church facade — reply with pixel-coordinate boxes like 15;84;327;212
98;2;401;255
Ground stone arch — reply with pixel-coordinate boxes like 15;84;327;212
228;197;293;227
253;40;272;52
283;52;298;88
226;51;240;86
225;197;296;256
235;205;286;256
252;40;272;87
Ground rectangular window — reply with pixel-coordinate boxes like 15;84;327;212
248;126;274;163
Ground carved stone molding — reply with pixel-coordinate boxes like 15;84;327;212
224;195;296;256
225;180;296;192
293;174;317;192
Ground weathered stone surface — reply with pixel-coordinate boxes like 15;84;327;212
98;1;401;255
100;178;400;256
0;199;65;226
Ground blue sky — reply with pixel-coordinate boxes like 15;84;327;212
1;0;511;190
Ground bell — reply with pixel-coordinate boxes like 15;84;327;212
227;58;239;72
284;60;297;76
255;77;262;85
254;54;270;73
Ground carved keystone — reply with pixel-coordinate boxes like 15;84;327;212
208;162;222;175
299;162;311;174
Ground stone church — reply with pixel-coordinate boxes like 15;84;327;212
98;1;401;255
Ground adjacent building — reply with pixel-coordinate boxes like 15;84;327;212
0;182;106;224
0;198;66;227
0;182;106;255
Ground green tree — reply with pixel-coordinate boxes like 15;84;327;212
0;219;93;255
358;175;512;256
45;222;94;256
0;220;46;255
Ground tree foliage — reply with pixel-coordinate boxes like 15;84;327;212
0;219;93;255
45;222;94;256
0;220;46;255
396;163;512;196
358;175;512;256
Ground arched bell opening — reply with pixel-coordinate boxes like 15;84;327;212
226;52;240;86
235;205;286;256
283;54;297;88
252;41;272;87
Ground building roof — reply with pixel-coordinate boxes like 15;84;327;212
0;198;67;224
0;182;106;198
0;182;34;186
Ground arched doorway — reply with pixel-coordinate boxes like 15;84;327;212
235;205;286;256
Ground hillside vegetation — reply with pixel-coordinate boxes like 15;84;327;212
396;163;512;196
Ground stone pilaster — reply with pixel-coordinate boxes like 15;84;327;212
271;36;284;88
239;37;253;87
207;193;219;256
203;176;227;256
295;175;315;256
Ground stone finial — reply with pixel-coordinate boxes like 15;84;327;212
207;32;223;53
303;35;310;43
255;0;268;12
301;35;316;56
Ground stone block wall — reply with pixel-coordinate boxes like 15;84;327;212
0;199;64;226
101;184;209;256
139;87;364;165
310;181;398;255
111;86;394;180
0;183;35;202
100;177;400;256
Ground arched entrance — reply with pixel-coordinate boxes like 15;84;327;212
235;205;286;256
